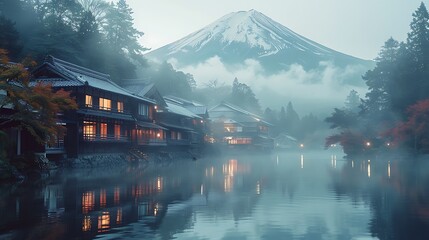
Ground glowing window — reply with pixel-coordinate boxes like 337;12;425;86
99;98;111;111
83;121;96;140
85;95;92;107
228;138;252;145
114;124;121;140
100;123;107;139
117;101;124;113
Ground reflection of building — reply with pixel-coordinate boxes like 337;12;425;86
209;102;273;150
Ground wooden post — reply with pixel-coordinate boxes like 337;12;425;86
17;128;21;156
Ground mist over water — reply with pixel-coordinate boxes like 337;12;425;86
1;149;427;239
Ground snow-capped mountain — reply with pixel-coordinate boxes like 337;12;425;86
145;9;373;74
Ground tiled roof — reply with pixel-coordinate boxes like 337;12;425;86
166;101;201;119
159;122;194;131
209;102;272;126
33;56;155;104
164;95;205;107
185;105;208;115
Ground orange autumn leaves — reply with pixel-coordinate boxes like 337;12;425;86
0;49;77;144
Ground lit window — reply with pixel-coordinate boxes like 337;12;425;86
99;98;111;111
224;124;242;133
83;121;96;140
117;101;123;113
100;123;107;139
85;95;93;107
228;138;252;145
114;124;121;140
138;103;148;116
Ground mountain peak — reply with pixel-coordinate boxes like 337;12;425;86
145;10;369;72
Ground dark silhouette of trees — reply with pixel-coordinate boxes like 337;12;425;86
0;0;149;83
327;2;429;154
151;62;195;98
228;77;261;113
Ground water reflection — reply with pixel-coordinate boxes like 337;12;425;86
1;151;429;239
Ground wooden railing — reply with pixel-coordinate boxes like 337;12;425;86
82;104;131;114
83;134;130;142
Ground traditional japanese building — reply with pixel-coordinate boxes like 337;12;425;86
208;102;274;150
121;81;207;150
31;56;164;158
121;79;168;148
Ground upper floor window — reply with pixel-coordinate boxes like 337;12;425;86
99;98;111;111
85;95;92;107
117;101;124;113
138;103;148;116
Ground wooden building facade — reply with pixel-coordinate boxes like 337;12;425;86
31;56;165;158
208;102;274;150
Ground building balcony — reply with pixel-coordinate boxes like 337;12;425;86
167;139;191;146
83;134;130;142
136;138;167;146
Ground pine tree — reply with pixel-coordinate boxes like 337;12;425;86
104;0;147;61
0;16;22;60
285;102;300;135
344;89;361;113
362;38;399;113
229;77;261;113
407;2;429;71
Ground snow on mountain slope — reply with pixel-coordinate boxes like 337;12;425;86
165;9;331;57
145;9;370;69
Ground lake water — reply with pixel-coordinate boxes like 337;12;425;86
1;149;429;240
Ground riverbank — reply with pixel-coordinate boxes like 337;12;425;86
0;149;203;183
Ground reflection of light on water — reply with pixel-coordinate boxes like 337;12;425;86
367;160;371;178
154;203;160;216
205;167;215;177
256;181;261;195
224;176;233;192
116;208;122;224
331;155;336;168
276;155;279;165
100;189;106;208
388;161;391;178
300;155;304;169
351;160;354;168
82;215;91;232
200;184;204;195
114;187;120;205
97;211;110;232
82;191;95;214
157;177;163;192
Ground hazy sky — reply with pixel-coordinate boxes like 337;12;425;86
125;0;425;60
